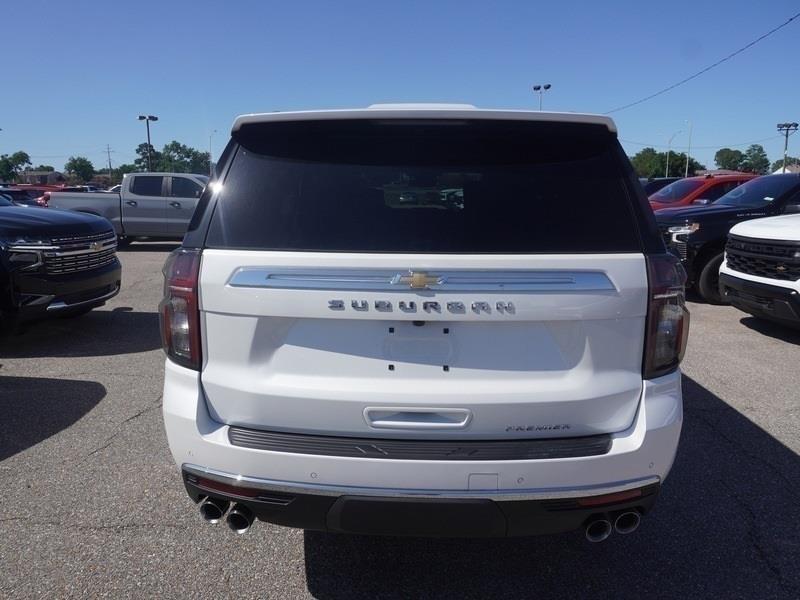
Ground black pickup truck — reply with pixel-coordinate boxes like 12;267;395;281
655;174;800;303
0;193;122;329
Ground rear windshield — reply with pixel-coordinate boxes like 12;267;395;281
206;119;642;253
650;179;703;203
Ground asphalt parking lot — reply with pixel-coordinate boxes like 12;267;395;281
1;244;799;599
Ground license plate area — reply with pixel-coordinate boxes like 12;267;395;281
384;321;454;365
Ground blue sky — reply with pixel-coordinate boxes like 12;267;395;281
2;0;799;172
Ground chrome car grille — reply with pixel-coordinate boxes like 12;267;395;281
43;231;118;275
726;235;800;281
660;227;688;260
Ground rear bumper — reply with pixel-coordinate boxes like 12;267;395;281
182;465;660;537
719;271;800;326
163;361;683;536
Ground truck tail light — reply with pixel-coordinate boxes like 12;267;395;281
159;248;202;370
643;254;690;379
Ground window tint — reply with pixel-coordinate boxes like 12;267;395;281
716;175;800;209
130;176;164;196
782;191;800;213
701;182;732;201
170;177;203;198
207;119;642;253
650;179;703;203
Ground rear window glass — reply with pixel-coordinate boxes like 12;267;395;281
206;119;642;253
130;176;163;196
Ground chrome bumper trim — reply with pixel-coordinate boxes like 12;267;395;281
182;463;660;501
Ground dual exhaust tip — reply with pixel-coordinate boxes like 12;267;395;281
201;496;640;540
199;497;254;534
585;511;641;542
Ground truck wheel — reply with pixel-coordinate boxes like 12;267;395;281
697;253;725;304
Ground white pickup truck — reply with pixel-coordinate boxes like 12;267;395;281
720;213;800;328
48;172;208;243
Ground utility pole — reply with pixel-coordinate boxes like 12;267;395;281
532;84;552;111
684;120;693;177
209;129;217;176
665;130;681;178
106;145;114;179
137;115;159;171
777;122;799;173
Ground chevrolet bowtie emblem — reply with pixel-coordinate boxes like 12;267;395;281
776;264;788;272
391;271;443;289
90;241;103;251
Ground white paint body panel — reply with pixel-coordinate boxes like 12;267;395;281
163;360;682;495
231;107;617;134
729;213;800;241
198;250;649;439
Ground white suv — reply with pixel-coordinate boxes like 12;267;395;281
160;105;689;541
720;213;800;327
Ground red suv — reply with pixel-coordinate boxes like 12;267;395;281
649;174;756;211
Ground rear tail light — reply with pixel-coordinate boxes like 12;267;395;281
643;254;690;379
159;248;202;370
35;195;48;207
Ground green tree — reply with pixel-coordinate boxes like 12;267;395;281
630;147;662;178
0;151;32;182
159;141;210;174
666;152;705;177
771;156;799;172
714;148;744;171
24;164;55;172
130;141;211;174
133;143;163;171
117;163;138;175
740;144;770;174
64;156;96;183
630;148;705;178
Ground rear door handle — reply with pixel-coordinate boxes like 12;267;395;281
364;407;472;430
169;201;181;208
125;200;137;207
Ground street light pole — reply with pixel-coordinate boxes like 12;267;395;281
684;120;693;177
777;122;799;173
137;115;159;171
666;130;681;178
532;84;552;111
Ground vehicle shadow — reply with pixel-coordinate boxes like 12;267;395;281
739;316;800;345
303;376;800;599
0;376;106;461
0;307;160;358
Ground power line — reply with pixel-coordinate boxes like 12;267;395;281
619;134;782;150
606;11;800;114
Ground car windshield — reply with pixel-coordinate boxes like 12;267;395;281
715;176;798;208
650;179;703;203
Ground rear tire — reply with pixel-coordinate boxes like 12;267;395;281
697;253;725;304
